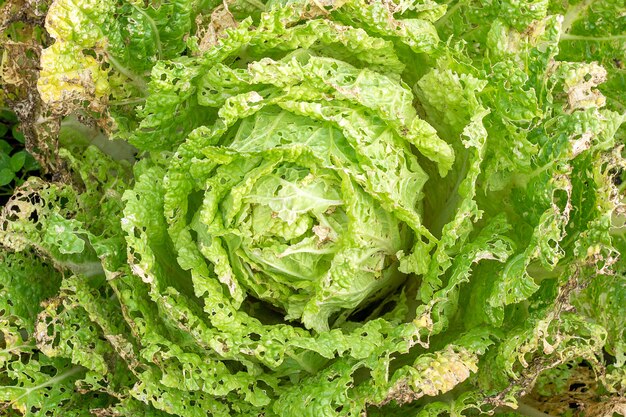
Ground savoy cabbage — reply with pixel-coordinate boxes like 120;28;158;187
0;0;625;416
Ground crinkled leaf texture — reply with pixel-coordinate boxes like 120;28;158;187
1;0;625;416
